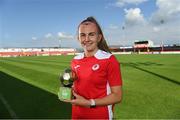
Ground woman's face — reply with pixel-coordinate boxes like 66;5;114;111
78;22;102;52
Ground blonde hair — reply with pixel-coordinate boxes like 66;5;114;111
78;16;111;53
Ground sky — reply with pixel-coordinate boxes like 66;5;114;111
1;0;180;48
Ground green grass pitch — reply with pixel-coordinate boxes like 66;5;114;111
0;54;180;119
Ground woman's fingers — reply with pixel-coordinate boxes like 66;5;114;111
60;99;71;103
72;91;81;98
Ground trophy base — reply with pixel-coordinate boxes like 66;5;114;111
58;87;72;100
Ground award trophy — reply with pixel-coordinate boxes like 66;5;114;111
58;68;77;100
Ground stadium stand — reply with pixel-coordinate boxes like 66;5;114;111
110;40;180;54
1;40;180;57
0;48;76;57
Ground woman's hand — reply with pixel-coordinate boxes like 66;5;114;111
62;91;91;107
61;86;122;107
71;91;91;107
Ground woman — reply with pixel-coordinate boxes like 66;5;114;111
67;16;123;119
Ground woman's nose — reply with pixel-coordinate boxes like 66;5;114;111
84;35;90;41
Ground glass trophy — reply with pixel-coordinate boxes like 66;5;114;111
58;68;77;100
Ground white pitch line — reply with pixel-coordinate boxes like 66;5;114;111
0;93;18;118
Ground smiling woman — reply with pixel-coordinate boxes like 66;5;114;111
59;16;123;119
78;16;111;57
